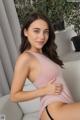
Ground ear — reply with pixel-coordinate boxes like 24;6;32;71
24;28;28;37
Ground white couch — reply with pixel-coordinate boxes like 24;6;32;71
55;25;80;62
0;60;80;120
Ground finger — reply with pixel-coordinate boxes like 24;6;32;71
56;88;61;93
55;87;63;94
48;80;53;84
55;92;61;95
56;88;62;93
56;86;63;91
55;83;62;87
55;90;61;95
55;84;63;90
56;84;63;90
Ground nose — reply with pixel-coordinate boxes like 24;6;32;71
39;32;45;40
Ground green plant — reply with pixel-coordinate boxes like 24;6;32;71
14;0;66;23
14;0;34;26
34;0;64;23
33;0;74;30
14;0;79;33
64;3;80;35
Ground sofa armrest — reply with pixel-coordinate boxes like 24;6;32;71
0;94;23;120
63;60;80;101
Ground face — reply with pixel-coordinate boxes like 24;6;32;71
24;19;49;52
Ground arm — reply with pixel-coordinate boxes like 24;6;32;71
10;53;63;102
10;53;48;102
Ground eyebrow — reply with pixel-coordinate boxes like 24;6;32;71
33;28;49;31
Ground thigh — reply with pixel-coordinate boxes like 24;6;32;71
40;102;80;120
40;108;51;120
56;102;80;120
40;102;64;120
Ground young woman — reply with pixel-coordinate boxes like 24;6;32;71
10;12;80;120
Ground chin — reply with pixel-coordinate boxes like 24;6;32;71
36;45;44;49
36;43;45;48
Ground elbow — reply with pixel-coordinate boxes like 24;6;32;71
10;95;16;102
10;93;18;102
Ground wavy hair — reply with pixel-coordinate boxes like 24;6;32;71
20;12;63;67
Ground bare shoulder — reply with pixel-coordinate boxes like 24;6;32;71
14;52;34;70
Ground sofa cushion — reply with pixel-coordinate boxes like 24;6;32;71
63;60;80;101
62;51;80;62
23;111;39;120
55;25;77;58
0;95;23;120
18;80;40;114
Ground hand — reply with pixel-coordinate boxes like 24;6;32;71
45;80;63;95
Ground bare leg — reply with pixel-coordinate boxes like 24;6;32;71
40;108;51;120
56;102;80;120
41;102;80;120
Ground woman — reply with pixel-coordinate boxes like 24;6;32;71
10;12;80;120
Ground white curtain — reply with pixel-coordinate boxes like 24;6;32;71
0;0;21;96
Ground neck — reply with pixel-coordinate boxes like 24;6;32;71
28;48;42;53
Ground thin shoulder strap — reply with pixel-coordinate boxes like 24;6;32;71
24;51;41;61
24;51;45;65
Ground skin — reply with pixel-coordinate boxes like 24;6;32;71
10;19;62;101
24;19;49;52
10;19;80;120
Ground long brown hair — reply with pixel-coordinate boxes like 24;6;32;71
20;12;63;67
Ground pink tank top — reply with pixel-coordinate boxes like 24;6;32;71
28;52;74;117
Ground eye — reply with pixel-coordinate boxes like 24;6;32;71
44;30;49;34
33;30;40;33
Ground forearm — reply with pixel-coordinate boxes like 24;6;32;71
10;86;47;102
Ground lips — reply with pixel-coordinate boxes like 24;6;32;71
36;41;44;43
36;41;45;45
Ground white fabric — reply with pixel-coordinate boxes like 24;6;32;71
63;60;80;101
0;95;23;120
23;111;39;120
0;59;9;95
62;51;80;62
55;25;77;58
18;79;40;114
